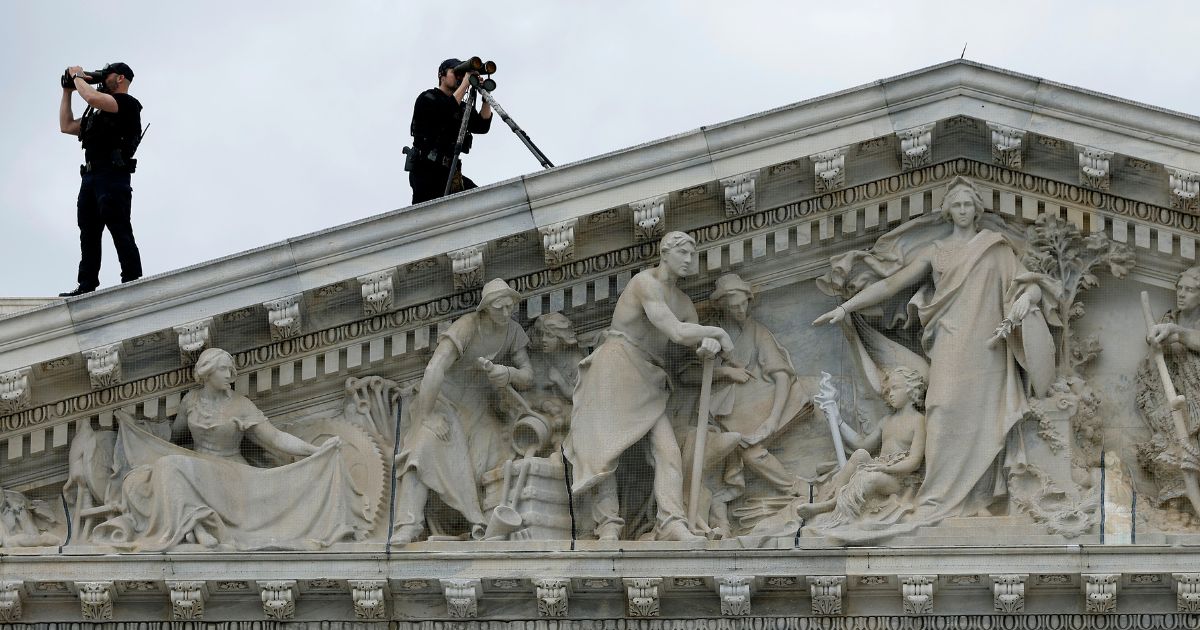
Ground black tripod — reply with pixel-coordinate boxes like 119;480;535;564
443;84;554;197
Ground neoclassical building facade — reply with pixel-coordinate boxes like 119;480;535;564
3;60;1200;628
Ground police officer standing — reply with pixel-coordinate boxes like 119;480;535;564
408;59;493;205
57;62;144;297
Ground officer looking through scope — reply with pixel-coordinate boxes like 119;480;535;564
406;58;494;205
57;62;145;297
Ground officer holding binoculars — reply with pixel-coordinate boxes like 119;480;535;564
407;58;494;205
57;62;144;297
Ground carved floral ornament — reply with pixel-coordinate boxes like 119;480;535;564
5;571;1200;620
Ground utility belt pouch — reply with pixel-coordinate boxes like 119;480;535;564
403;146;414;172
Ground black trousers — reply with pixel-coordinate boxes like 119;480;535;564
410;163;477;205
76;170;142;288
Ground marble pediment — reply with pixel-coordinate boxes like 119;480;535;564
4;59;1200;623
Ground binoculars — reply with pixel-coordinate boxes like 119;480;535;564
452;56;498;92
60;68;106;90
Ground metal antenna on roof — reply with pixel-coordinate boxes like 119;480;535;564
960;43;968;59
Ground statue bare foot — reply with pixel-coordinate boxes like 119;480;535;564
657;521;704;542
389;525;424;545
595;522;621;541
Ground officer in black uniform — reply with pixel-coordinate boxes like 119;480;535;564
58;62;144;297
407;58;493;205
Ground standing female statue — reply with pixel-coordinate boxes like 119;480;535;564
813;176;1058;525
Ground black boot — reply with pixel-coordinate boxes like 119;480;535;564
58;285;96;297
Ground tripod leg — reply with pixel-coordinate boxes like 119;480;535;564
444;88;476;197
476;88;554;169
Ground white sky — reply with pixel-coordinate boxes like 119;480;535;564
3;1;1200;297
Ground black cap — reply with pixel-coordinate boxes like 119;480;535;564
438;58;462;75
101;62;134;81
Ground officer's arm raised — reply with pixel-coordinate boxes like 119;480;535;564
73;78;119;113
59;90;81;136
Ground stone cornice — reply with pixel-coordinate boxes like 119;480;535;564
2;547;1200;622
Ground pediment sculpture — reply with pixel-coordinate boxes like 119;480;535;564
43;176;1200;553
65;348;384;551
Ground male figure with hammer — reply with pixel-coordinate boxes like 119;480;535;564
563;231;733;541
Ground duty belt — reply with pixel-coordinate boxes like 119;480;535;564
81;159;136;174
410;147;454;168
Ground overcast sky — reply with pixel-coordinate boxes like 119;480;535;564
4;1;1200;297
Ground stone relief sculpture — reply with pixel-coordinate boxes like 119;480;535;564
78;348;370;551
0;488;62;548
564;231;734;541
675;274;813;536
391;278;537;544
523;312;584;449
799;365;927;529
812;176;1062;538
1137;266;1200;523
477;312;581;542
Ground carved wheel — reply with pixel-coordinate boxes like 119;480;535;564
285;417;388;531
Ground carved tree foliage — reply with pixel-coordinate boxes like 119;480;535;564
1021;214;1135;378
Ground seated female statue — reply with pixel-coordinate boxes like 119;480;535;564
92;348;368;551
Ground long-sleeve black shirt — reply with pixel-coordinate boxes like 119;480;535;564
410;88;491;156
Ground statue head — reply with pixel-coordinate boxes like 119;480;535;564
710;274;754;323
477;278;520;325
882;366;927;412
659;231;697;278
1179;266;1200;312
194;348;236;389
939;176;986;230
532;312;577;352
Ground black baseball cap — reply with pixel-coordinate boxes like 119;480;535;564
100;62;134;81
438;58;462;75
